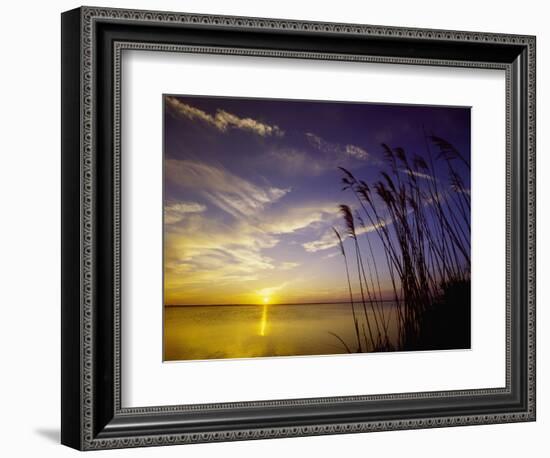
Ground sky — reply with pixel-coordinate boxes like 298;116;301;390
163;95;470;306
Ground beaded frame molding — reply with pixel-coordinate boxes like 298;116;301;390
61;6;536;451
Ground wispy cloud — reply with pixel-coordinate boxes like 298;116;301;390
165;159;290;218
345;144;369;160
302;230;340;253
166;96;284;137
260;133;374;177
302;216;393;253
163;201;338;302
260;203;340;234
356;219;391;235
164;201;206;224
257;283;289;298
280;262;300;270
306;133;370;161
266;148;328;177
164;213;279;295
265;139;371;178
401;169;435;181
323;251;339;259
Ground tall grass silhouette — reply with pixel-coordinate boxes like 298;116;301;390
333;134;471;352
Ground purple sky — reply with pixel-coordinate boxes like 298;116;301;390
163;95;470;305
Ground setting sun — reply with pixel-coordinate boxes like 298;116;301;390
262;296;270;304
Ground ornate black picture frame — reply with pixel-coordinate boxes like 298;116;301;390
61;6;536;450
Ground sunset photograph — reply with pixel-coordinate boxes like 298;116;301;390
163;95;471;361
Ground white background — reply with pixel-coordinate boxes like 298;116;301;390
0;0;546;457
123;52;505;406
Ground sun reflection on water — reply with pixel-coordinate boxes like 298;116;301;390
259;297;269;336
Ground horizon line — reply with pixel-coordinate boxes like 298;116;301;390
165;299;398;307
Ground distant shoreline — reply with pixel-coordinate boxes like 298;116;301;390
165;300;398;308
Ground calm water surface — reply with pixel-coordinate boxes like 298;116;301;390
164;303;399;361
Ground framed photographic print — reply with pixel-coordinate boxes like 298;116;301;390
61;6;536;450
